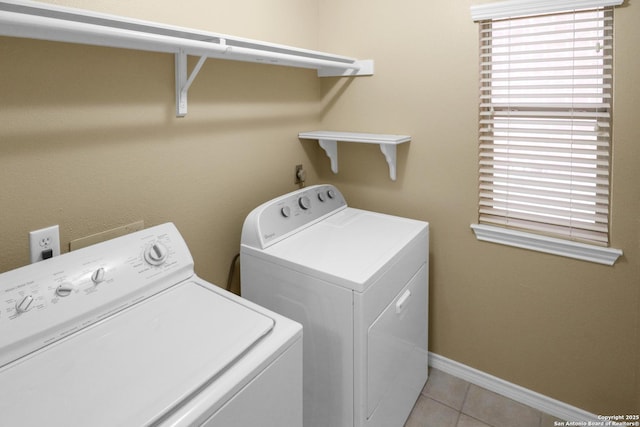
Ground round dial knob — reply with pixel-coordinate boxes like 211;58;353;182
281;206;291;218
16;295;34;313
317;192;326;202
298;196;311;210
327;189;336;199
91;267;106;284
145;242;168;266
56;283;74;297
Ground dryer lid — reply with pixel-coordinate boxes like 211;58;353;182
262;208;428;290
0;281;274;427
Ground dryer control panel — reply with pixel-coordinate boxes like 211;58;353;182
0;223;194;369
241;184;347;249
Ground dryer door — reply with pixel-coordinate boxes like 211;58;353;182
366;264;428;421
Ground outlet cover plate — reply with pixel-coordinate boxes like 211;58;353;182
29;225;61;263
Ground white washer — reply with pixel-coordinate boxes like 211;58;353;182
241;184;429;427
0;223;302;427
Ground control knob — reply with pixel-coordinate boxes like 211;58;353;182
92;267;106;284
16;295;34;313
327;189;336;199
56;283;74;297
281;206;291;218
145;242;168;266
298;196;311;210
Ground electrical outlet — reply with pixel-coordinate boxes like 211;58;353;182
29;225;61;263
295;164;306;185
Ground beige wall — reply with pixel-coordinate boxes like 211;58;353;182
316;0;640;415
1;0;323;294
1;0;638;416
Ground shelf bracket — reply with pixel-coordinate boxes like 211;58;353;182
318;139;338;174
379;143;398;181
175;50;208;117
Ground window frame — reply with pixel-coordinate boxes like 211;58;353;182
470;0;623;265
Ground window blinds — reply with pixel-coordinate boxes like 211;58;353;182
478;7;613;245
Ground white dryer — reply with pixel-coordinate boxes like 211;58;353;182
0;223;302;427
241;184;429;427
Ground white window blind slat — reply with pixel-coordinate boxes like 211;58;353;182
481;102;610;109
479;168;610;187
479;184;610;205
479;175;610;196
479;135;611;147
481;73;610;81
482;94;611;101
480;125;611;137
479;110;610;119
480;118;609;127
482;56;612;67
485;43;613;55
477;7;613;245
482;65;612;76
479;191;610;211
479;159;610;175
479;203;609;223
481;83;611;91
478;207;609;231
480;138;610;148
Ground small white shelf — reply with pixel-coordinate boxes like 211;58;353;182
0;0;374;117
299;131;411;181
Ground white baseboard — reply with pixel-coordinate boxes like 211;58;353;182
428;352;599;422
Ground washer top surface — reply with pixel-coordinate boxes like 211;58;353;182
262;207;427;289
0;280;274;427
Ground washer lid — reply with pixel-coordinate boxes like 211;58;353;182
0;281;274;427
263;208;428;290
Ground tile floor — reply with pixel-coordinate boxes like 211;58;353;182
404;368;563;427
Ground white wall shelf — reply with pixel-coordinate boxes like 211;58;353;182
0;0;374;117
299;131;411;181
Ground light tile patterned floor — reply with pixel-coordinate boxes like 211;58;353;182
404;368;563;427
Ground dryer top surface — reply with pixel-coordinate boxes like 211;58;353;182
262;208;428;288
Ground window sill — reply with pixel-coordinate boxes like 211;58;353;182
470;224;623;266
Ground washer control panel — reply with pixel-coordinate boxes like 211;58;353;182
0;223;193;368
241;184;347;249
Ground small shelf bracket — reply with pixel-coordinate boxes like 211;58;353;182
379;143;398;181
175;50;208;117
299;131;411;181
319;139;339;174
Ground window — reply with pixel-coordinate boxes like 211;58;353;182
470;1;623;265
